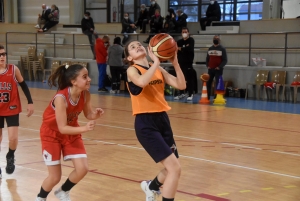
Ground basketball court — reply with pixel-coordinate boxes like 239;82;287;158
0;82;298;201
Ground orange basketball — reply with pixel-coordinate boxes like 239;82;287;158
149;33;177;61
201;73;210;82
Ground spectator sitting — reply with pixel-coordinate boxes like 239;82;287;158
108;37;124;93
143;9;163;43
161;8;177;34
200;0;221;31
34;4;51;29
38;4;59;32
121;13;136;45
176;9;188;33
146;0;161;32
135;4;148;33
81;11;98;59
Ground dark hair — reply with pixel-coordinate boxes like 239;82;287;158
114;37;121;45
48;64;85;90
84;12;91;16
0;45;4;50
168;8;176;17
124;41;135;65
181;27;189;32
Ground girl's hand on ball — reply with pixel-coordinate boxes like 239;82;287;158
147;46;160;65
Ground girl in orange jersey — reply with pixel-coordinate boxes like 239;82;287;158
35;64;104;201
125;41;186;201
0;45;34;177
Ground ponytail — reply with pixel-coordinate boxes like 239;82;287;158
48;64;85;90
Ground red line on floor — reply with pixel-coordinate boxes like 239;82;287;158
61;164;230;200
221;147;235;148
169;116;299;133
182;145;195;146
103;144;117;145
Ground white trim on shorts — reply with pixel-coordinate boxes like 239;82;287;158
45;160;61;166
64;154;87;161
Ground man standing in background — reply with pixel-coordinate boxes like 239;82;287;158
175;27;195;101
206;35;227;100
95;35;110;92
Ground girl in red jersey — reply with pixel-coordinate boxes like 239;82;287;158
35;64;104;201
124;41;186;201
0;45;34;177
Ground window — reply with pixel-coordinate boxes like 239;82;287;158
170;0;263;21
84;0;107;23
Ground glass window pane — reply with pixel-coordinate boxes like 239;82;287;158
237;3;248;14
200;5;209;17
170;0;198;5
219;4;234;15
86;0;106;8
236;14;248;20
250;13;262;20
140;0;149;6
250;2;263;12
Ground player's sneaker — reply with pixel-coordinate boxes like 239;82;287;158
174;94;186;100
187;94;193;101
6;156;15;174
35;197;46;201
141;180;161;201
54;188;71;201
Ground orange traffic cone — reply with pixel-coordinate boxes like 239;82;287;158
199;81;210;104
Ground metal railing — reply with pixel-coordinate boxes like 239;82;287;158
5;31;300;67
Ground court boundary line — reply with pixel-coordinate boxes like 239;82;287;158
15;126;300;180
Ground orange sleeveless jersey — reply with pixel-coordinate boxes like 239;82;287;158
127;64;171;115
42;87;85;132
0;64;22;116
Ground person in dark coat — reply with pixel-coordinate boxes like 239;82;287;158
200;0;221;31
161;8;177;34
143;9;163;43
135;4;149;33
175;9;188;33
121;13;136;45
35;4;51;29
146;0;161;32
81;12;98;59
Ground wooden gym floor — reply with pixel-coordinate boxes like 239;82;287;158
0;84;299;201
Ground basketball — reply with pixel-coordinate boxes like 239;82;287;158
201;73;210;82
149;33;177;61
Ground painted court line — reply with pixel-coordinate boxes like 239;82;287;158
16;116;300;179
16;127;300;180
17;117;300;158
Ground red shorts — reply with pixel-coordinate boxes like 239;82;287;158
40;124;86;166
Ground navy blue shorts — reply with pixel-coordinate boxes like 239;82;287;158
0;114;19;128
135;112;178;163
